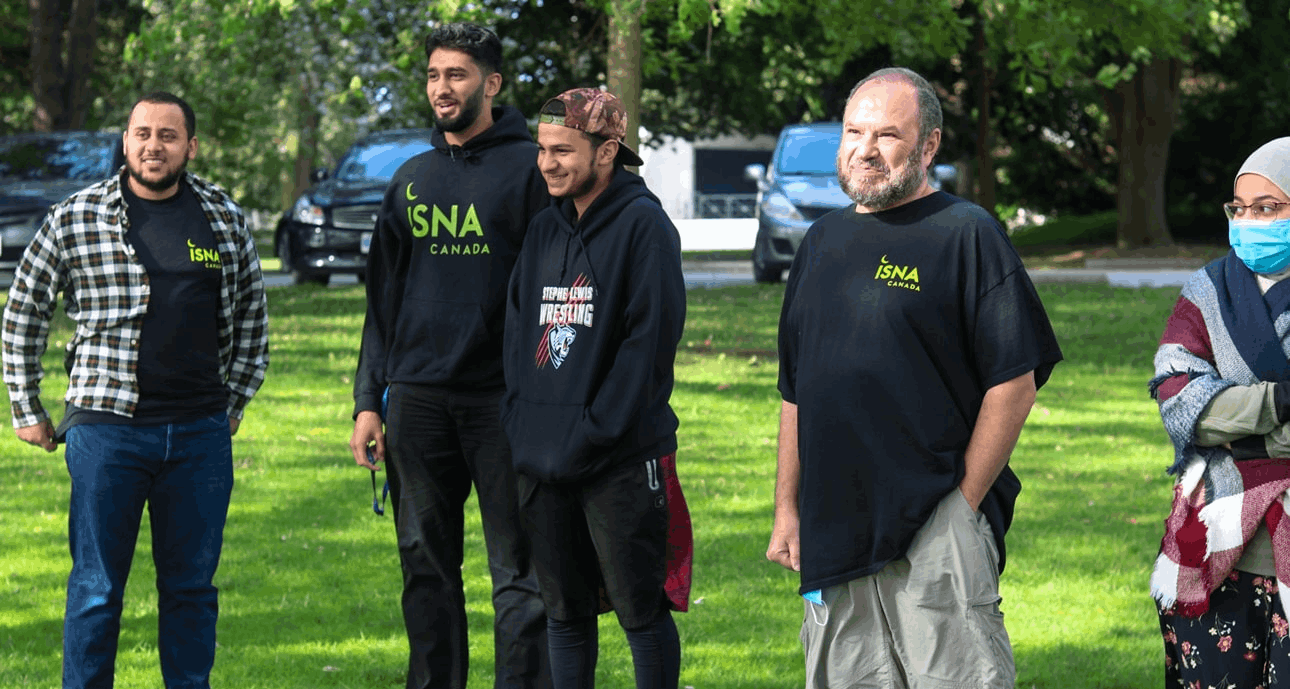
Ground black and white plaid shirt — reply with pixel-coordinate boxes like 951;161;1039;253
2;169;269;429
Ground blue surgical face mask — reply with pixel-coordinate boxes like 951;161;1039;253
1230;219;1290;274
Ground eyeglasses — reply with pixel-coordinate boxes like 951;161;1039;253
1224;200;1290;220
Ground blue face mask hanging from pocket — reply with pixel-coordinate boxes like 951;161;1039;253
802;589;827;626
1230;219;1290;274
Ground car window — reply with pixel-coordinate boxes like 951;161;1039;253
335;140;435;182
776;129;841;176
0;136;118;181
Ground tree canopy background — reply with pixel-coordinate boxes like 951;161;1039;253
3;0;1283;247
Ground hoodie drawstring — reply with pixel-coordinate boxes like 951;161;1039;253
559;232;571;283
574;231;600;291
439;145;479;163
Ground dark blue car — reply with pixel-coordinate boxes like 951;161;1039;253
275;129;435;286
0;131;124;287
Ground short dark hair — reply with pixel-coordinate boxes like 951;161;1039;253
848;67;941;147
425;22;502;76
538;98;622;169
129;91;196;139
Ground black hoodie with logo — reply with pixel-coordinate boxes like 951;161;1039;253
501;167;686;483
354;106;547;415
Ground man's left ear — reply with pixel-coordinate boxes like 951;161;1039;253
599;140;619;167
485;72;503;98
187;136;199;161
922;129;941;165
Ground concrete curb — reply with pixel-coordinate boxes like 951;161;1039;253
1083;258;1208;270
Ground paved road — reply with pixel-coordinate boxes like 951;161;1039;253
262;260;768;290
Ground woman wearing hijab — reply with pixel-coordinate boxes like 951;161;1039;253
1151;136;1290;685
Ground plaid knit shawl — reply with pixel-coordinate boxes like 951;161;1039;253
1149;252;1290;617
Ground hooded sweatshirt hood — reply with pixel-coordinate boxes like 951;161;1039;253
430;106;530;161
354;105;549;415
501;167;687;482
551;166;657;284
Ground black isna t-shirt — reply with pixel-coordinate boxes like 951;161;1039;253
777;191;1063;594
68;180;227;426
126;180;227;421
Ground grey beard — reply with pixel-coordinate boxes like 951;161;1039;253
839;149;925;210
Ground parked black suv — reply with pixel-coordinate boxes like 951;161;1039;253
744;122;955;283
0;132;124;286
275;129;436;285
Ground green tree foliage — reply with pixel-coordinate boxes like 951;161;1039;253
435;0;762;162
1;0;143;134
0;0;30;133
989;0;1247;246
119;0;625;209
781;0;1247;243
991;75;1119;217
1167;0;1290;242
119;0;435;209
45;0;1254;237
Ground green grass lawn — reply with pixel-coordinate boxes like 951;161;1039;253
0;281;1181;688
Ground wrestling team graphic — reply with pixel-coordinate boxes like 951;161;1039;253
534;273;596;369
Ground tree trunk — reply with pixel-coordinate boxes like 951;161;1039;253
969;7;996;218
29;0;66;131
1105;58;1181;249
64;0;98;130
291;74;319;201
29;0;98;131
606;0;644;169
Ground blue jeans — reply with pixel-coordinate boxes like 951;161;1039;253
62;413;233;689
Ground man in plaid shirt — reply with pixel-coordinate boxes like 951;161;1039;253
1;91;268;689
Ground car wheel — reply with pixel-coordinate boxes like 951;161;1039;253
276;229;329;286
752;235;782;284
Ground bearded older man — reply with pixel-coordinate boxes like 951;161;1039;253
766;67;1063;689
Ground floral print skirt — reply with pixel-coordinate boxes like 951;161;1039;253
1159;570;1290;688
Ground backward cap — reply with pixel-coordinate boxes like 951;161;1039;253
539;87;644;166
1237;136;1290;197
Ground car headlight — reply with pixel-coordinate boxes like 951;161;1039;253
292;196;325;225
760;192;805;222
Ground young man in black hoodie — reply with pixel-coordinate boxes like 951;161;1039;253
502;88;692;689
349;23;551;689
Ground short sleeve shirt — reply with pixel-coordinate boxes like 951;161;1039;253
778;191;1062;593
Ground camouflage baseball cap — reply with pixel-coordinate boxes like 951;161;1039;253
538;87;644;166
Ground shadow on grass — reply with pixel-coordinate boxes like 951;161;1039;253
1015;638;1162;689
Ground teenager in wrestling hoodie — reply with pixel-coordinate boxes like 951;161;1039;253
500;120;685;484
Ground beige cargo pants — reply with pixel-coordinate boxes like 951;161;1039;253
800;489;1015;689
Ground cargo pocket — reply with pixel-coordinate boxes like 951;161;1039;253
902;489;997;608
898;490;1015;686
967;597;1015;689
966;508;1015;689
